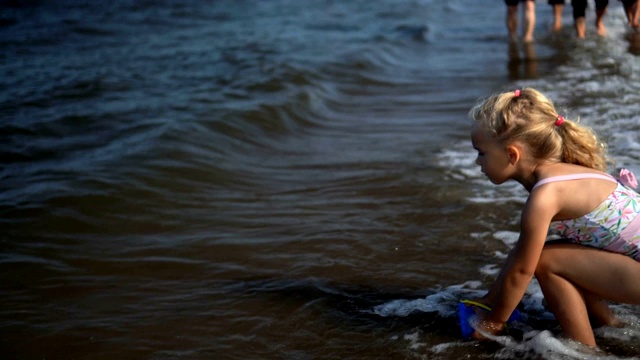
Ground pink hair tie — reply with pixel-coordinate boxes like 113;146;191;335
555;115;565;126
514;89;521;97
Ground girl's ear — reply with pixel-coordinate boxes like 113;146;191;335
506;144;521;165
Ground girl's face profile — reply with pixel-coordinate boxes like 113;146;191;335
471;123;511;185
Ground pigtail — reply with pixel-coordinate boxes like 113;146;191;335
554;118;610;172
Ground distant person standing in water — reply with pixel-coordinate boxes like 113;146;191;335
550;0;638;36
621;0;640;28
548;0;566;31
505;0;536;42
572;0;609;38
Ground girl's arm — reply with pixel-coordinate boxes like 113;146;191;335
476;189;559;334
479;245;519;306
478;252;511;306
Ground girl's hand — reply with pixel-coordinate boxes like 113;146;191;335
471;311;505;340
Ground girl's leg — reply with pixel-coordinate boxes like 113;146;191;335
535;244;640;346
583;293;624;328
535;253;595;345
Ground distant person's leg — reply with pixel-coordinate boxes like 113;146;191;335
506;0;520;41
549;0;565;31
523;0;536;42
621;0;640;28
595;0;609;36
572;0;588;38
622;0;634;26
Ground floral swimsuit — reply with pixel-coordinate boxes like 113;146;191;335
532;173;640;261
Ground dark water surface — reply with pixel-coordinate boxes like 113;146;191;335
2;1;640;359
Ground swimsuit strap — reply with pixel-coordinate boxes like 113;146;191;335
532;173;617;191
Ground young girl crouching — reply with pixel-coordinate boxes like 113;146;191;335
469;87;640;347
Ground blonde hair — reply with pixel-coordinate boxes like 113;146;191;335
469;88;609;172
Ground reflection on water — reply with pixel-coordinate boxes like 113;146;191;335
625;30;640;55
507;41;539;80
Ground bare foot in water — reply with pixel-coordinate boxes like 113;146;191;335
596;8;607;36
596;22;608;36
575;17;586;39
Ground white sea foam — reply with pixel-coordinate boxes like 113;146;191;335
479;263;501;276
371;281;485;318
373;277;639;358
430;341;462;354
493;230;519;247
373;268;639;359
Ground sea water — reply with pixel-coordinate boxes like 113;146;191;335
1;0;640;359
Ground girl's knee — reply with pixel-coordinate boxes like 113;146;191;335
535;246;562;277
